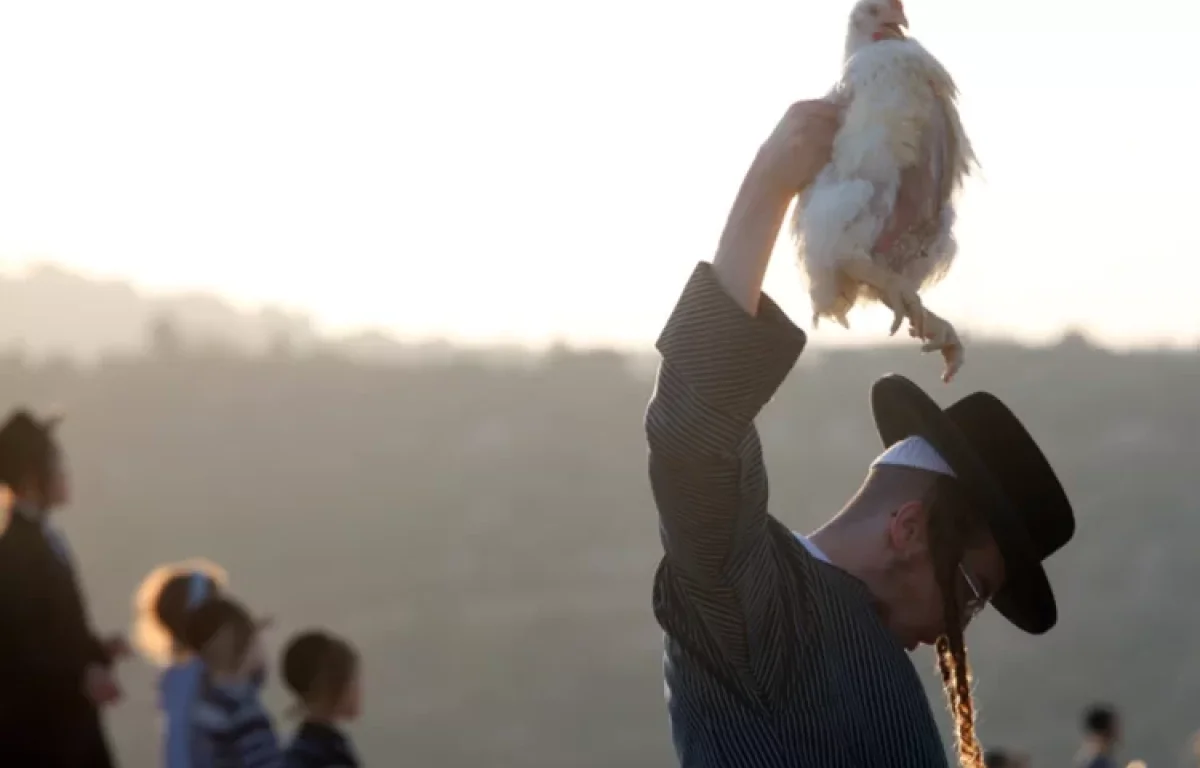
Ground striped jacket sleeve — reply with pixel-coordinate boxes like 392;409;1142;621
193;688;283;768
646;262;806;665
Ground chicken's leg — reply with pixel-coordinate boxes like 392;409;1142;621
838;259;925;336
908;308;965;383
812;311;851;331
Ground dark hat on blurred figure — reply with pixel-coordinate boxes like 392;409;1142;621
0;408;61;488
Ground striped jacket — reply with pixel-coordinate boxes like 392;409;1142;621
646;262;949;767
192;677;282;768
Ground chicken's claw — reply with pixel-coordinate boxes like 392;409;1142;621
908;308;964;383
811;309;851;330
879;285;924;338
836;259;922;337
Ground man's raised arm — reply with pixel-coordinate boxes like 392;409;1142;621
645;101;839;585
647;262;804;578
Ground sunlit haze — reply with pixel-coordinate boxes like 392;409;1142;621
1;0;1196;350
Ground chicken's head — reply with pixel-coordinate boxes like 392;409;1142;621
845;0;908;57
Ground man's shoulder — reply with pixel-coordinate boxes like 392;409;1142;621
653;519;835;632
767;518;836;575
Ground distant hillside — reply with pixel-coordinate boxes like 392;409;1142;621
0;263;562;366
2;330;1199;767
0;263;325;358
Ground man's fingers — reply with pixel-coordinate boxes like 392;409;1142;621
793;98;841;116
814;102;843;122
785;99;842;136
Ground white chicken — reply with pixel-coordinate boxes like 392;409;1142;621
791;0;977;382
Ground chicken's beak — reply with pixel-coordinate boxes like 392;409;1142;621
882;14;908;39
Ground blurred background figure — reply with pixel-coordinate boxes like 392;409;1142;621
984;747;1030;767
130;559;230;768
1076;702;1121;768
0;409;126;767
280;628;363;768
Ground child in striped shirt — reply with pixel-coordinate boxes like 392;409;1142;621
187;594;282;768
280;630;362;768
132;559;230;768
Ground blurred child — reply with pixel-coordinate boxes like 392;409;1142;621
188;594;282;768
132;558;229;768
280;629;362;768
1076;703;1121;768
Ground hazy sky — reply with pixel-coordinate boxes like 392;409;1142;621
0;1;1195;350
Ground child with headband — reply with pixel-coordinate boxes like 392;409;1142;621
131;559;229;768
187;594;281;768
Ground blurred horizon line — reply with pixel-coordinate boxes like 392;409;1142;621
5;257;1199;356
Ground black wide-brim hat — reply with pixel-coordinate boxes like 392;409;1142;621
870;374;1075;635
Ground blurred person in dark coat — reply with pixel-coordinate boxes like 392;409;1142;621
1075;703;1120;768
983;748;1030;768
0;409;127;767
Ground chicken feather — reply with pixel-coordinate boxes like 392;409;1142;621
790;0;977;380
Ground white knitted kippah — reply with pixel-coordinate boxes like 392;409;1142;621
870;435;956;477
795;436;955;555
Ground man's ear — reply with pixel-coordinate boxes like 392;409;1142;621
886;499;929;557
